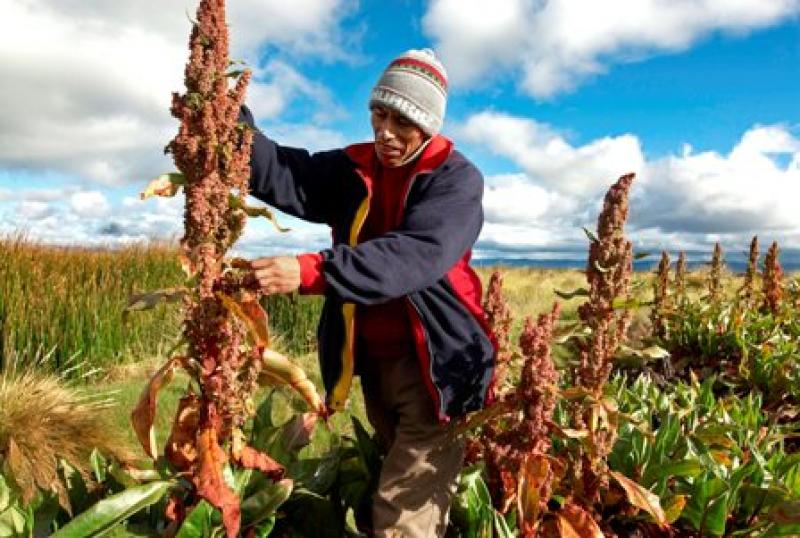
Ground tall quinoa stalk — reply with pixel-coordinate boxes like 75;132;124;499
652;251;670;339
483;271;513;391
468;302;561;521
574;172;634;507
708;242;723;302
763;241;783;316
130;1;323;536
741;236;759;306
675;251;687;306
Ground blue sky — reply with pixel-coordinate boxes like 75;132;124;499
0;0;798;268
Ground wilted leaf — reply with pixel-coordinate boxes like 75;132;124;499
140;173;186;200
281;412;319;452
124;287;188;322
663;495;687;524
217;291;269;347
555;502;603;538
559;387;595;401
131;356;184;459
165;395;200;472
229;194;289;232
770;500;800;524
231;445;283;480
453;398;514;436
609;470;668;528
194;428;240;538
258;348;325;414
517;454;550;532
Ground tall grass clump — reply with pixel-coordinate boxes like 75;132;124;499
0;348;129;507
0;232;183;373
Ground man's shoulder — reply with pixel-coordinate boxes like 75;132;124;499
434;148;483;184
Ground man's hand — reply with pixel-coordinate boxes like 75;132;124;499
251;256;301;295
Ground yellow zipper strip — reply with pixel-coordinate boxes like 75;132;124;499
329;193;371;411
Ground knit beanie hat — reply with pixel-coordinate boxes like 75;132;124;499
369;49;448;136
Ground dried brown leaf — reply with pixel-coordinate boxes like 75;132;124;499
130;357;183;459
609;470;668;528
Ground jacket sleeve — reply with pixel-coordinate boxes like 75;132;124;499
320;158;484;305
240;105;345;225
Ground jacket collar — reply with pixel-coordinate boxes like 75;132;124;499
344;134;454;178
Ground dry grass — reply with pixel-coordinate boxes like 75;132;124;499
0;350;132;506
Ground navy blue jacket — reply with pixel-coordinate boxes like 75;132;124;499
241;106;496;421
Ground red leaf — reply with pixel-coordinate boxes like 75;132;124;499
130;356;183;458
194;428;240;538
232;445;284;480
555;502;604;538
165;395;200;472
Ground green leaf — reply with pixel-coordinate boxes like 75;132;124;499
612;297;642;310
647;459;704;484
583;226;599;243
634;251;651;260
241;479;293;527
91;449;108;483
51;481;172;538
555;288;590;300
175;500;215;538
0;506;27;537
702;493;729;537
493;509;514;538
0;476;9;512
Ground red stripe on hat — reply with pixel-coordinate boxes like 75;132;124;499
389;58;447;90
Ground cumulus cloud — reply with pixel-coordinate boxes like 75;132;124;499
70;191;111;218
458;110;800;256
0;0;354;185
638;124;800;234
423;0;800;97
459;112;644;196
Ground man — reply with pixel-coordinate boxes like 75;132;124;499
241;49;496;537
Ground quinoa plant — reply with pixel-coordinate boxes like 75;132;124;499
741;235;759;307
763;241;783;316
129;1;324;536
652;251;671;339
707;242;723;302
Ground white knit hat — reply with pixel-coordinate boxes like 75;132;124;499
369;49;448;136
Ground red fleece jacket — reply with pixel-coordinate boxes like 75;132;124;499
296;139;449;359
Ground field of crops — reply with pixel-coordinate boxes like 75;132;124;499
2;199;800;536
1;0;798;534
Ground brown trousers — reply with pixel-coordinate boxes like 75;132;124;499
359;351;466;538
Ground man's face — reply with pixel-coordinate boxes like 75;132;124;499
370;104;426;168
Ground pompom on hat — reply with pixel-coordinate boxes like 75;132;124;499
369;48;448;136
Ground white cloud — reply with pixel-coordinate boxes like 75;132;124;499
457;109;800;256
637;124;800;234
0;0;354;185
423;0;800;97
459;111;644;196
16;201;54;221
70;191;111;218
